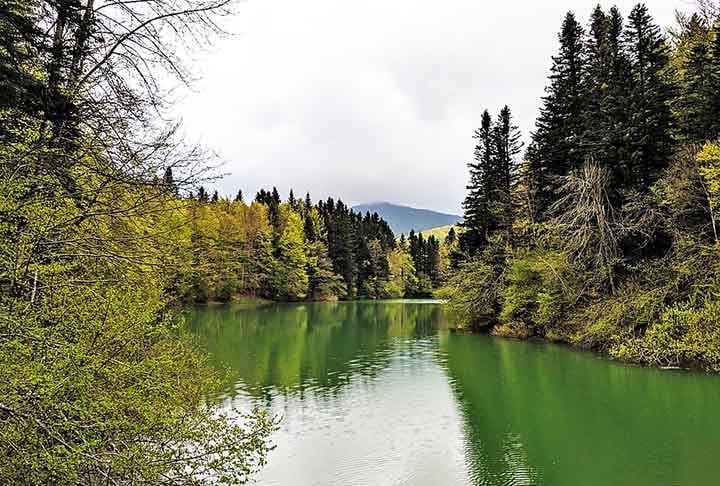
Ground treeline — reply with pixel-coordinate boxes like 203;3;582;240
178;183;447;302
444;2;720;371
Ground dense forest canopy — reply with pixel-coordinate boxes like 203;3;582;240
181;184;447;302
444;1;720;372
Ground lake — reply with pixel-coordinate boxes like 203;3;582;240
187;300;720;486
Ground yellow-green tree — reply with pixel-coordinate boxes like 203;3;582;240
697;142;720;243
385;246;417;298
272;205;309;300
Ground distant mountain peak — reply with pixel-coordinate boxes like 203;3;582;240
352;202;461;236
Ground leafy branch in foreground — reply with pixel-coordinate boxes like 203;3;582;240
1;0;277;483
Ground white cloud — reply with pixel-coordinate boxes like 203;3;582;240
177;0;682;213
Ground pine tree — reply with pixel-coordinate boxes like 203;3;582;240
254;189;269;205
491;105;523;236
408;230;419;265
461;110;493;254
162;167;177;194
255;188;281;229
0;0;45;133
527;12;588;216
676;14;720;143
583;6;610;159
307;239;346;300
446;227;456;246
600;6;634;190
425;235;442;285
288;189;296;208
623;3;675;187
235;189;244;202
211;190;219;203
197;186;208;203
709;21;720;140
461;106;522;254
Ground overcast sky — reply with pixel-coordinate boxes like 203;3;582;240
177;0;687;214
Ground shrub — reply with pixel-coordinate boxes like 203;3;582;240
612;299;720;371
500;251;568;332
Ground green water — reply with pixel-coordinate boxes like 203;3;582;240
187;301;720;486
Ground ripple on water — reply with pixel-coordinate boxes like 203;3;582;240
190;302;720;486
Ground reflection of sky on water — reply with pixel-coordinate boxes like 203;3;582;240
190;302;720;486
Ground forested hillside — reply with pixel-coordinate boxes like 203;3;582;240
443;2;720;371
177;186;449;301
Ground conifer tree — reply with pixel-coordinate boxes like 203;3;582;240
197;186;208;203
255;189;269;205
307;239;347;300
491;105;523;236
461;110;493;254
527;12;588;215
425;235;442;285
0;1;44;125
288;189;296;208
623;3;675;187
446;227;457;246
163;167;177;194
461;106;522;254
676;15;720;143
235;189;244;202
211;190;219;203
599;6;634;189
583;6;611;159
256;188;281;229
709;20;720;140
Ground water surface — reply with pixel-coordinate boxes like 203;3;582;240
188;301;720;486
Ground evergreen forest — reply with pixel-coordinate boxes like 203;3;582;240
443;2;720;372
180;185;446;302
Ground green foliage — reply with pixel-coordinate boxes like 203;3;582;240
307;240;347;300
406;230;442;289
272;206;309;300
0;1;280;482
0;282;275;484
613;299;720;371
185;194;402;302
526;12;588;215
440;237;507;329
460;107;522;255
500;251;568;330
697;141;720;239
384;246;417;298
447;3;720;372
0;144;276;482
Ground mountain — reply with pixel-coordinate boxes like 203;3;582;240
352;202;461;236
